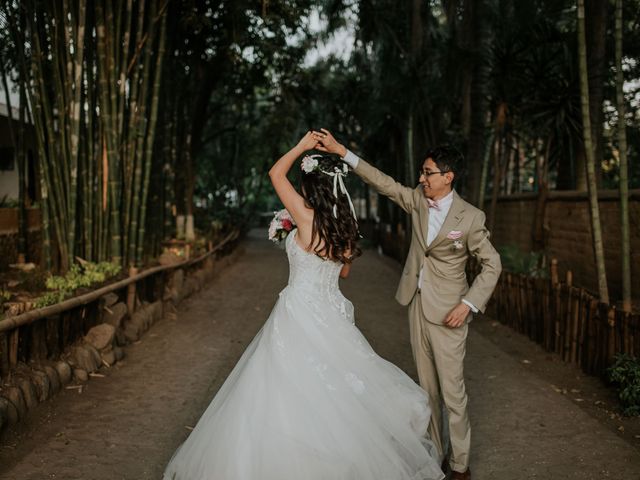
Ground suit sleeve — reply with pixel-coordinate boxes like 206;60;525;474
352;156;420;213
463;211;502;313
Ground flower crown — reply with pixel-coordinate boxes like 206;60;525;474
300;154;356;221
301;154;349;177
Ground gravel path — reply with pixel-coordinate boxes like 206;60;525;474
1;230;638;479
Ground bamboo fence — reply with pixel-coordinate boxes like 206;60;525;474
489;261;639;378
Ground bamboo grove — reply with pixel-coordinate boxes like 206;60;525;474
0;0;168;271
0;1;637;308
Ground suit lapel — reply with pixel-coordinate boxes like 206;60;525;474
417;195;429;250
426;190;465;252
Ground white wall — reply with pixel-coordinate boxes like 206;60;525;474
0;74;22;121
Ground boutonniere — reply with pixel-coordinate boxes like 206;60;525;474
451;240;464;251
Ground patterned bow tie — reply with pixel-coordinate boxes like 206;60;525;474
427;198;440;211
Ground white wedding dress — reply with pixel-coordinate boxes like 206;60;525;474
163;230;444;480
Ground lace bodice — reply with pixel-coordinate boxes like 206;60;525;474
284;229;353;322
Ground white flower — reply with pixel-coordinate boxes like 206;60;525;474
268;221;278;241
301;155;320;173
277;209;292;222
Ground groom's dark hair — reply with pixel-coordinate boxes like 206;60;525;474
423;145;464;186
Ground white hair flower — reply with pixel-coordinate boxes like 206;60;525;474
301;155;321;173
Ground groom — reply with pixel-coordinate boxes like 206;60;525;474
316;130;501;480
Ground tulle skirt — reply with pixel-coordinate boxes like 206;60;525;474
162;284;444;480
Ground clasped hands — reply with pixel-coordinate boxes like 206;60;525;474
296;129;347;158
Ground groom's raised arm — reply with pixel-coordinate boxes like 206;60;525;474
343;150;420;214
314;129;420;213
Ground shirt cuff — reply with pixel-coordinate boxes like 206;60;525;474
342;150;359;169
462;299;479;313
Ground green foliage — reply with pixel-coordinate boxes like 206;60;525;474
0;195;19;208
498;244;548;278
34;261;121;308
608;354;640;416
0;289;11;309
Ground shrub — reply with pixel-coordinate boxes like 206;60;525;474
607;353;640;416
498;244;548;278
35;261;121;308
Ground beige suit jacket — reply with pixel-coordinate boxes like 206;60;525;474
354;158;502;325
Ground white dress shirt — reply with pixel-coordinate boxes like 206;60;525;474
341;150;477;313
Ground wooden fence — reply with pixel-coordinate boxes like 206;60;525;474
489;267;639;378
0;230;240;380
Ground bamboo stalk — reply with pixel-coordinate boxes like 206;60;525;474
136;6;167;264
550;258;558;285
577;0;609;304
29;8;70;270
127;266;138;315
65;0;87;267
95;1;121;264
606;306;616;366
615;0;631;313
128;0;158;265
587;299;598;374
577;291;587;367
0;333;8;378
122;0;146;257
9;329;19;366
570;288;580;363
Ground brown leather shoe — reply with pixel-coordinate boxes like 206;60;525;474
450;469;471;480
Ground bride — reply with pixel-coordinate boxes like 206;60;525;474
162;132;444;480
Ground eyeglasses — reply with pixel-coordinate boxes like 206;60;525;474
418;169;448;178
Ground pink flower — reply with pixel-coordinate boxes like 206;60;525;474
447;230;463;240
282;219;293;231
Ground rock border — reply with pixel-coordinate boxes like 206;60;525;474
0;245;244;436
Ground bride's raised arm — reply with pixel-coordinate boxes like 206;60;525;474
268;131;322;227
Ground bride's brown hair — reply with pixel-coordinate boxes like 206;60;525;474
300;155;362;264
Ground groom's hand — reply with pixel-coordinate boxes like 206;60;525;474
314;128;347;157
444;303;471;328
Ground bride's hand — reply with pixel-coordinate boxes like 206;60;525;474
314;128;347;157
296;131;321;151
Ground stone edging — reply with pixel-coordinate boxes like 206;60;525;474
0;245;245;435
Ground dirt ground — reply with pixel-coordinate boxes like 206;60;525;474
0;230;638;480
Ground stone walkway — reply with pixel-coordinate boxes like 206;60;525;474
0;230;638;479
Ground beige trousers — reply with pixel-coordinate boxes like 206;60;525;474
409;293;470;472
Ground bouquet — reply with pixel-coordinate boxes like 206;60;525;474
268;208;296;243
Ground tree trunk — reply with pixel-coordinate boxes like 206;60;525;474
477;129;493;208
585;0;608;188
488;133;503;234
462;0;489;204
615;0;631;312
577;0;609;304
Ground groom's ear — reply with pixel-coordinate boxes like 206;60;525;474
445;171;454;185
